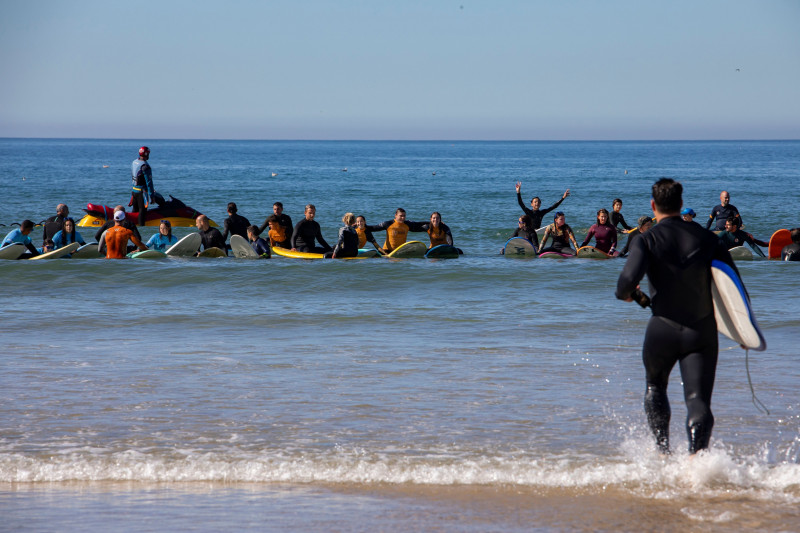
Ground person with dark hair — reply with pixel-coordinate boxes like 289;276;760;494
421;212;455;249
780;228;800;261
580;208;618;254
367;208;427;254
1;219;40;256
246;225;271;258
705;190;741;231
538;211;579;255
355;216;382;253
145;220;178;252
515;182;570;229
52;218;86;250
42;203;70;244
258;202;293;239
222;202;251;242
263;214;290;249
618;216;653;257
511;214;539;248
195;214;227;255
131;146;158;226
717;217;768;253
616;178;737;455
610;198;634;233
291;204;332;254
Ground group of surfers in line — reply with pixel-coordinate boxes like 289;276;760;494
509;183;800;260
3;184;799;261
0;200;457;260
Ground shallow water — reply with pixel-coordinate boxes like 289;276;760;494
1;139;799;530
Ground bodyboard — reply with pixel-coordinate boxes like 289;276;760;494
768;229;792;259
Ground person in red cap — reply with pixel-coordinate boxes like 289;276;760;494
131;146;158;226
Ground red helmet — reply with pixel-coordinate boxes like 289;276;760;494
139;146;150;156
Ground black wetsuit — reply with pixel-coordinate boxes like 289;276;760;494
718;229;768;250
619;228;641;257
782;243;800;261
42;215;67;244
258;213;293;236
325;226;359;258
511;227;539;248
222;213;251;241
539;224;575;255
199;227;227;254
517;193;565;230
611;211;633;233
291;218;331;253
706;204;741;231
616;216;737;454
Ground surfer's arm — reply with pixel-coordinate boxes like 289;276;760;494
615;237;648;301
131;234;147;252
405;221;428;233
516;192;534;217
538;228;550;249
580;226;594;248
443;224;454;246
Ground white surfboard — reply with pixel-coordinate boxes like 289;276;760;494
230;234;260;258
503;237;537;257
711;259;766;350
166;233;201;257
71;243;103;259
728;246;754;261
0;243;25;260
29;241;80;260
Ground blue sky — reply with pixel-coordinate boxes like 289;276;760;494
1;0;798;140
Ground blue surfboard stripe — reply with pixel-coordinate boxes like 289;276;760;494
711;259;766;351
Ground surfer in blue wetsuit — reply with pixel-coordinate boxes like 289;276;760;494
515;182;570;229
131;146;160;226
145;220;178;252
717;217;768;253
52;218;86;250
616;178;737;455
705;190;741;231
538;212;579;256
247;225;271;257
781;228;800;261
1;219;40;256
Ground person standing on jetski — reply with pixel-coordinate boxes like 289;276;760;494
131;146;160;226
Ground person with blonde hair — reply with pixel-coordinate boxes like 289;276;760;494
326;212;359;259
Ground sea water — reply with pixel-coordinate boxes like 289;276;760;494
1;139;799;531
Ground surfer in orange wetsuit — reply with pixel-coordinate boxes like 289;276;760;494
367;208;427;254
616;178;736;455
105;211;147;259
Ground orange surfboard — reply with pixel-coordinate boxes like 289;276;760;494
768;229;792;259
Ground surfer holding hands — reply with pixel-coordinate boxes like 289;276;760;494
355;216;382;253
367;208;427;254
515;182;570;230
616;178;736;455
538;211;579;256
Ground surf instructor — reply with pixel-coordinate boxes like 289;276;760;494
131;146;160;226
616;178;736;455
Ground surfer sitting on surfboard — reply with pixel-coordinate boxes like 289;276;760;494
515;182;570;230
257;202;293;244
511;215;539;249
51;218;86;251
717;217;768;253
1;220;40;257
291;204;332;254
580;208;617;255
246;225;271;258
106;211;147;259
538;212;579;256
781;228;800;261
611;198;633;233
420;212;455;249
616;178;737;455
367;208;427;254
325;213;359;259
355;216;382;253
195;214;227;256
618;216;653;258
145;220;178;252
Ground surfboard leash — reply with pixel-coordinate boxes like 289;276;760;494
745;348;770;415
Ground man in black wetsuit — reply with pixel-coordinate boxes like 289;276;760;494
717;217;768;252
515;182;570;229
705;190;741;231
258;202;292;237
291;204;332;254
42;203;69;245
221;202;251;242
781;228;800;261
616;178;737;455
195;214;227;255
